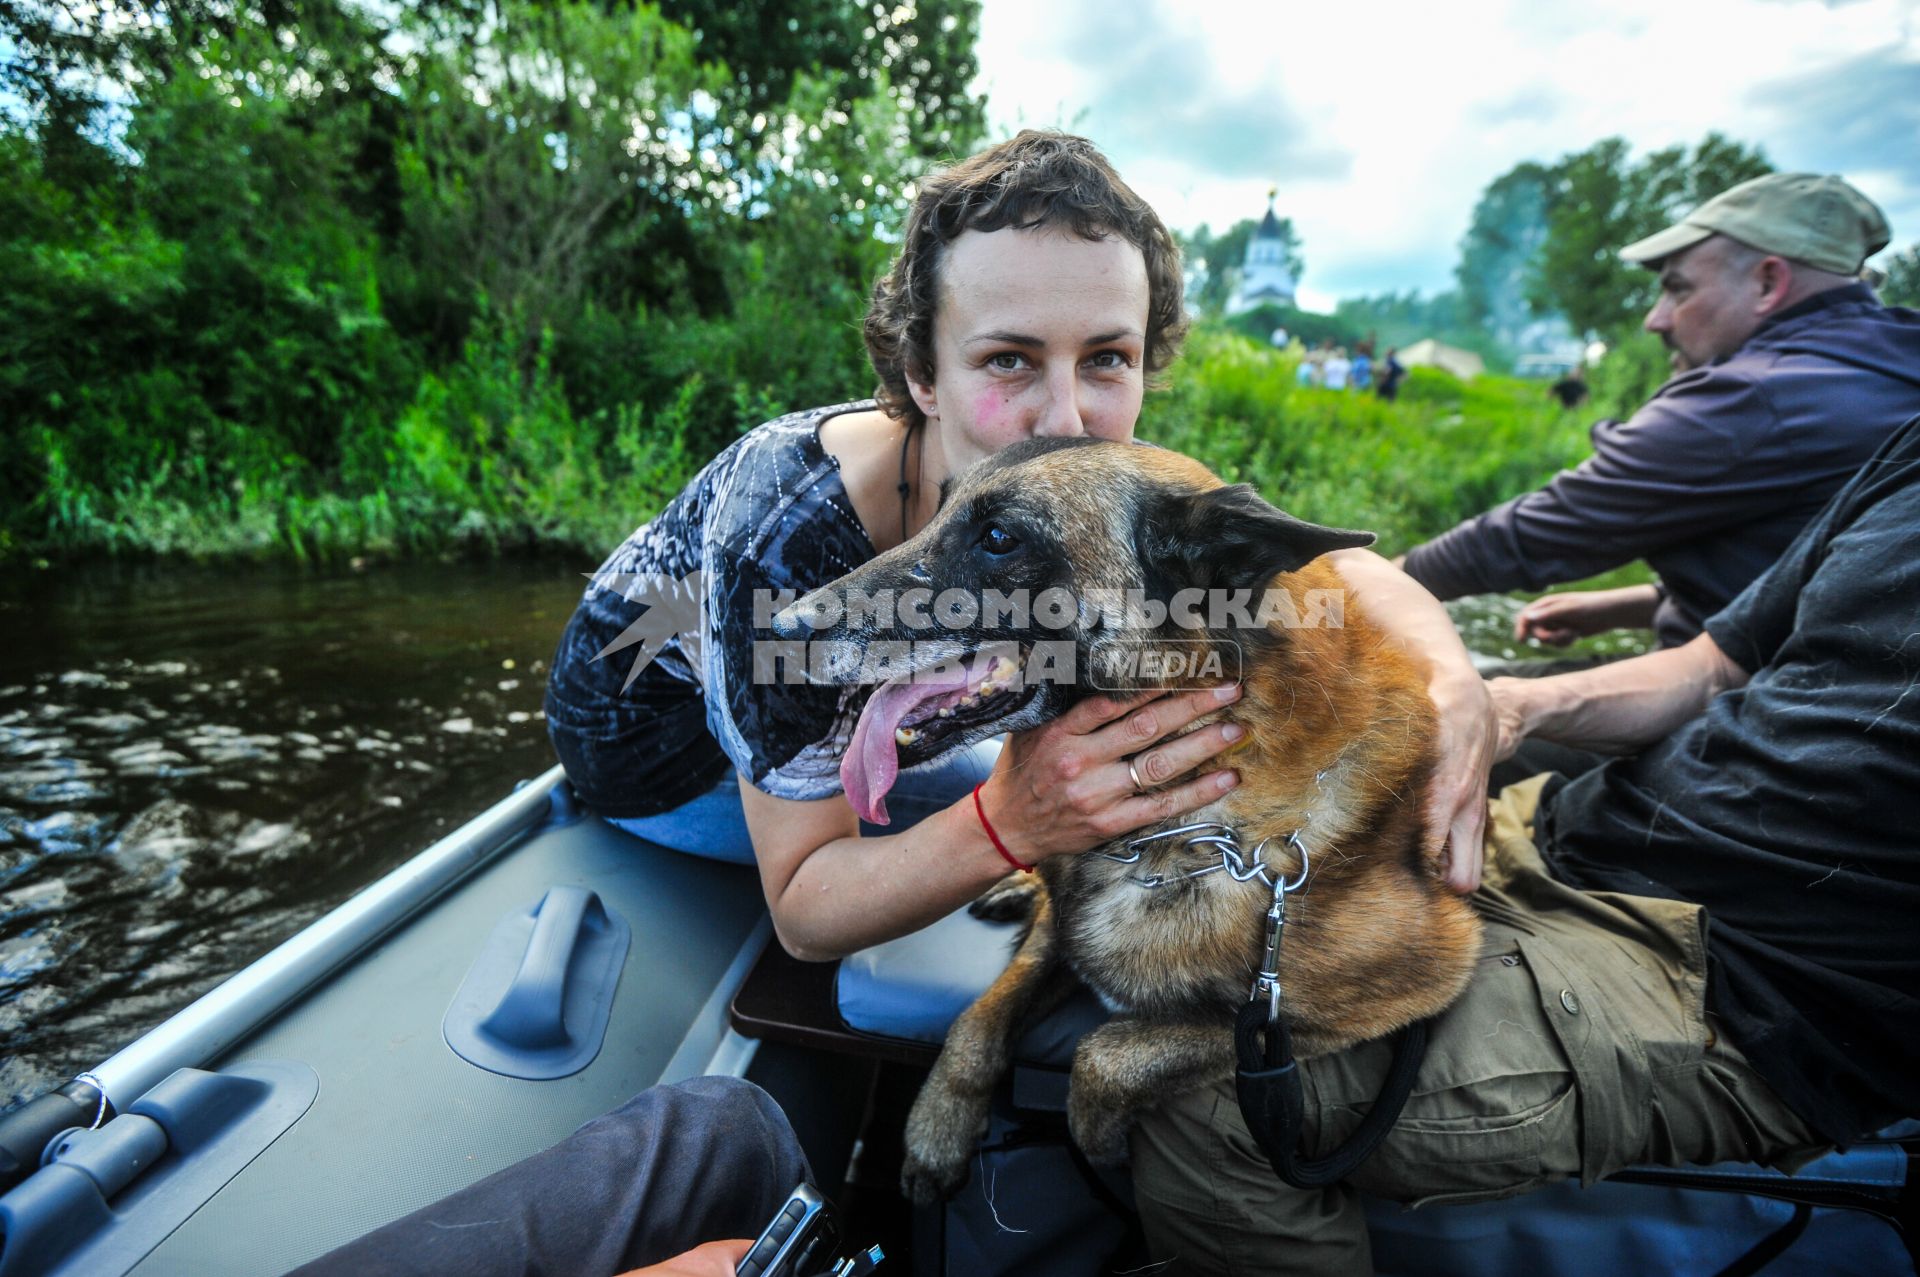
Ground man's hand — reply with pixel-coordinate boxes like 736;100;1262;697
1485;677;1537;763
1513;584;1661;646
618;1239;753;1277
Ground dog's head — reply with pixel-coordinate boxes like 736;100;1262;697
774;438;1373;823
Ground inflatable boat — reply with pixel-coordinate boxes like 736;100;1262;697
0;766;1912;1275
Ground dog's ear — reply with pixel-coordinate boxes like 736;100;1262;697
1157;483;1376;591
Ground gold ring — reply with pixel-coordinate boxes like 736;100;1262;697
1127;756;1147;795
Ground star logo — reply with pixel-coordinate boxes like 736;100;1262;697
586;570;705;693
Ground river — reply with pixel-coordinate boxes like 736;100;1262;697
0;562;1642;1111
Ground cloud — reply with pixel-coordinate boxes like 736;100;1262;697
982;0;1351;182
1469;86;1567;129
1074;50;1351;181
1748;45;1920;245
1747;46;1920;178
975;0;1920;301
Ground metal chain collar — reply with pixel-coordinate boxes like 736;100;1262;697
1095;821;1308;892
1097;770;1330;1019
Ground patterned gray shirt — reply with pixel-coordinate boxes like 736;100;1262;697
544;403;879;817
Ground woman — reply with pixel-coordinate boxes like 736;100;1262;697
545;132;1494;963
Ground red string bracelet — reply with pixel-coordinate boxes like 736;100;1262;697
972;782;1033;874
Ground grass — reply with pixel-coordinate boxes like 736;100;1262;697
11;321;1621;573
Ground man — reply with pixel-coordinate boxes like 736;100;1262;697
1399;172;1920;649
1130;413;1920;1275
1547;364;1588;409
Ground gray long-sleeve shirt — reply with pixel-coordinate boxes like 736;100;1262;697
1402;284;1920;647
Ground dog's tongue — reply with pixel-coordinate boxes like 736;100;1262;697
842;653;994;825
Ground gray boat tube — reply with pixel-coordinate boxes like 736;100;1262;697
86;763;572;1116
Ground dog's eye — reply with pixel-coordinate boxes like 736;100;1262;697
978;523;1019;556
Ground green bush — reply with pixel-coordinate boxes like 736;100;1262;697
1142;324;1592;553
1;0;972;565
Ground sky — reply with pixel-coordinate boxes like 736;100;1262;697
971;0;1920;311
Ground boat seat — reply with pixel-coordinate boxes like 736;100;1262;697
728;904;1101;1075
1367;1130;1918;1276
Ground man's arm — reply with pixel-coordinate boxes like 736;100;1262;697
1487;632;1750;762
1512;583;1661;646
1327;548;1496;893
1401;372;1773;600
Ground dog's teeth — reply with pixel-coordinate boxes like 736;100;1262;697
895;727;919;745
937;708;953;718
977;680;1001;697
990;655;1017;680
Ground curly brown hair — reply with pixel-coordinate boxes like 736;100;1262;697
864;131;1188;429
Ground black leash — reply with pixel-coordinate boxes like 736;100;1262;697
1235;1000;1431;1188
1232;841;1434;1189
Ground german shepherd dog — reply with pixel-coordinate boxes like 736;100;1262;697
775;438;1482;1201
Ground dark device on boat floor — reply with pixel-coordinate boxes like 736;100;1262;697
738;1182;885;1277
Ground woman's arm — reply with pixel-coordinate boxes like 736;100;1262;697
744;685;1246;961
1488;631;1749;761
1326;548;1497;893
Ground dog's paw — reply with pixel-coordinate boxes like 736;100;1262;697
901;1085;990;1205
968;875;1038;923
1068;1092;1134;1166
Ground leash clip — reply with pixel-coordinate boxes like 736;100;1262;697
1249;832;1310;1021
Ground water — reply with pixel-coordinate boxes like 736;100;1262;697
0;564;1645;1111
0;559;587;1109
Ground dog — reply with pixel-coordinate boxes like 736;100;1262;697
774;437;1483;1202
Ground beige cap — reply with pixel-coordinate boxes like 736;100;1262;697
1618;172;1891;274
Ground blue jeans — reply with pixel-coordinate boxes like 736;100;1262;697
609;740;1003;862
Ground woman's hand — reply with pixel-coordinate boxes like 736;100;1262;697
1326;549;1495;894
978;683;1246;865
1513;584;1660;646
1424;664;1497;894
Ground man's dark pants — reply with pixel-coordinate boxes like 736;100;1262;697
290;1075;810;1276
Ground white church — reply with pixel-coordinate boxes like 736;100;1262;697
1228;191;1297;313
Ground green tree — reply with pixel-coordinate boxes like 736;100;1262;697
1528;133;1772;339
1;0;988;559
658;0;982;165
1455;162;1553;337
1879;244;1920;309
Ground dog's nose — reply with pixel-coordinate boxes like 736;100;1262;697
771;599;821;640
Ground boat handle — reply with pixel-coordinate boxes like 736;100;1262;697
477;886;601;1051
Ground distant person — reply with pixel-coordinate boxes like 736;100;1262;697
1270;325;1290;348
1548;364;1589;409
1352;345;1373;391
1296;345;1324;387
1375;346;1407;401
1322;345;1353;390
1399;172;1920;648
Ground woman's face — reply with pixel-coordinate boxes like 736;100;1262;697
910;226;1151;479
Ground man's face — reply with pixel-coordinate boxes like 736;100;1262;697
1643;237;1768;372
